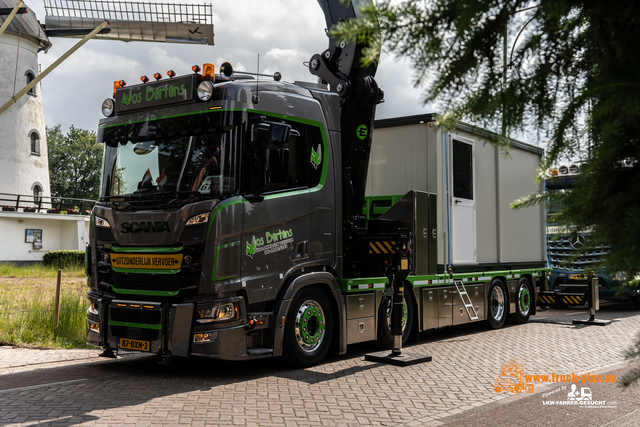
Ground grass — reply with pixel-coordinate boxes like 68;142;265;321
0;263;85;278
0;264;93;349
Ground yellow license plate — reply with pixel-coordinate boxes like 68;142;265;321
118;338;150;351
110;253;182;270
570;274;586;280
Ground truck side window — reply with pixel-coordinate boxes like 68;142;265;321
248;117;308;193
280;128;307;190
307;125;323;188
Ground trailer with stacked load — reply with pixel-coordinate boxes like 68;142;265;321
84;0;549;367
362;115;548;331
539;167;640;308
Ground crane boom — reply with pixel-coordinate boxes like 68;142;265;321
311;0;383;226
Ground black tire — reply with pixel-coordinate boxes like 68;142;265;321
487;279;508;329
377;284;414;348
283;287;333;368
512;277;532;324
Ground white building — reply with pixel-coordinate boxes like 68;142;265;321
0;211;90;263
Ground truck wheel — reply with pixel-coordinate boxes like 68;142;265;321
512;277;532;324
487;279;507;329
377;285;414;348
283;287;333;368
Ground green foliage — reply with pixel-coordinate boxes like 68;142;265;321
334;0;640;277
42;250;84;270
0;281;90;349
47;124;102;200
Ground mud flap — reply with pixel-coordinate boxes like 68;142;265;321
168;303;194;357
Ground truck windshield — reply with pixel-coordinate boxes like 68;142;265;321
101;126;240;200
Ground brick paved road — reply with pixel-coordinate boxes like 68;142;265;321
1;303;639;426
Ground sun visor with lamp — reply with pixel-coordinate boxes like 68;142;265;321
112;74;197;114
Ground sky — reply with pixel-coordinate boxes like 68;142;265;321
26;0;437;136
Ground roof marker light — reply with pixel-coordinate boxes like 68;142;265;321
203;63;215;80
140;75;149;83
112;80;126;97
167;70;176;78
192;65;201;73
153;73;162;81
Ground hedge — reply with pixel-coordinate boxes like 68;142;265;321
43;250;85;269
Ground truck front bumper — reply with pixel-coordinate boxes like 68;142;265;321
86;294;260;360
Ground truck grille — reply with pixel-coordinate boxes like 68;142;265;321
96;227;115;243
179;223;207;243
548;235;609;272
111;273;197;292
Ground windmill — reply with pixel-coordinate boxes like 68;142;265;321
0;0;213;200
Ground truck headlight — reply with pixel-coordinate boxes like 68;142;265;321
197;301;239;323
87;301;99;316
102;98;115;117
186;212;210;226
95;216;111;227
87;320;100;333
197;80;214;101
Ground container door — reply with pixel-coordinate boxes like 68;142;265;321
450;135;477;264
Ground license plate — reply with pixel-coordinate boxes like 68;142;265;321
118;338;150;351
570;274;586;280
110;253;182;270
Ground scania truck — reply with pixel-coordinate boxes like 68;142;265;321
85;0;549;367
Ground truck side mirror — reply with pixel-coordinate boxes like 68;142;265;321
253;122;291;143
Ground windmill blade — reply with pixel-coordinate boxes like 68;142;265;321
44;0;214;45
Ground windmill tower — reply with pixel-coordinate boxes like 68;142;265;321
0;0;213;201
0;1;52;201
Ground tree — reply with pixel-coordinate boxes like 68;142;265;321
334;0;640;383
47;125;103;200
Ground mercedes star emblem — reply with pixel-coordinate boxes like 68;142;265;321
570;234;586;249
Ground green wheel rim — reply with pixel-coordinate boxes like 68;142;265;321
518;285;531;316
295;300;325;352
490;285;505;321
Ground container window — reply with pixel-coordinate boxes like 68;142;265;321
452;139;473;200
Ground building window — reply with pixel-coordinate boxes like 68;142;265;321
33;184;42;205
30;131;40;154
25;70;36;96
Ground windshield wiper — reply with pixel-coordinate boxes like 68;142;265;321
157;191;203;209
101;195;131;200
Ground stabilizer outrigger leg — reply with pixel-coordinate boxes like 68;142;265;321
365;229;432;367
99;347;117;358
572;274;612;326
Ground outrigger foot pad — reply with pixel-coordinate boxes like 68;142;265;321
99;348;117;358
158;357;179;367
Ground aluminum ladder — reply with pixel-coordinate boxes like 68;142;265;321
454;279;479;321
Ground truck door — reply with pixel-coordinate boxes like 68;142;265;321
241;118;312;302
449;135;477;264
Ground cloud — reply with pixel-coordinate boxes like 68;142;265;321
27;0;434;132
